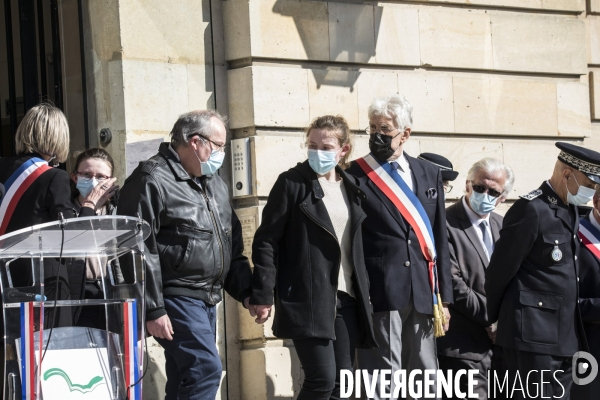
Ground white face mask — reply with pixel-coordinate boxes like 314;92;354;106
566;174;595;206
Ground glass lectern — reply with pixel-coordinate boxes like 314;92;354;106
0;216;150;400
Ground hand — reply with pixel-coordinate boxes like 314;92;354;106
249;304;272;324
485;324;497;344
147;314;174;341
84;177;119;209
442;304;451;332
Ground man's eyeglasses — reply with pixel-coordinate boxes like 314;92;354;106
364;126;399;135
470;182;503;198
190;134;227;153
77;172;111;181
443;184;453;194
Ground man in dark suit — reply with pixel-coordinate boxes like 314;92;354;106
436;158;514;400
486;143;600;400
347;95;452;399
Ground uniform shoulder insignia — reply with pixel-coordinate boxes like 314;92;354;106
519;189;543;201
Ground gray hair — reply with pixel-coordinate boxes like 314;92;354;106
368;95;413;130
170;109;228;148
467;157;515;195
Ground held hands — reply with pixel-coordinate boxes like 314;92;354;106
147;314;174;341
83;177;119;210
485;323;497;344
244;297;272;324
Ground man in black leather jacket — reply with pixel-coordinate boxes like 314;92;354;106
118;110;252;400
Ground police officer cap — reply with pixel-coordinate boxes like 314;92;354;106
556;142;600;184
418;153;459;181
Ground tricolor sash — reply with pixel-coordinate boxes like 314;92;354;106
578;217;600;259
123;300;141;400
0;157;51;235
356;153;447;337
20;302;43;400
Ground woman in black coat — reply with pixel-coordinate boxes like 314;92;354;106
0;104;117;327
250;115;376;400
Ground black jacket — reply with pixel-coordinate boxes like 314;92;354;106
0;153;95;327
437;199;502;361
0;154;94;234
250;161;377;348
118;143;252;321
346;154;453;314
485;182;586;357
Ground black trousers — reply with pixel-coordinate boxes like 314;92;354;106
438;351;491;400
502;348;573;400
292;291;359;400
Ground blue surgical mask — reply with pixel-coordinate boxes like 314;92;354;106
198;150;225;176
308;149;338;175
566;174;595;206
469;191;498;215
76;176;99;198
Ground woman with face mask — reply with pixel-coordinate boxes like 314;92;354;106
69;148;119;329
70;148;119;217
249;115;376;400
0;104;116;329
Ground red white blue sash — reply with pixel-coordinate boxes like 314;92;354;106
123;300;141;400
578;217;600;259
20;302;43;400
356;154;446;336
0;157;51;235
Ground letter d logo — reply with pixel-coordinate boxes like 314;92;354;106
573;351;598;385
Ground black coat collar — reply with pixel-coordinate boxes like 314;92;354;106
293;161;367;239
540;181;578;232
291;160;366;201
158;142;214;190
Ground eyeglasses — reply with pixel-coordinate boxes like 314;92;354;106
190;134;227;153
364;126;399;135
470;182;503;198
77;172;111;181
443;184;453;193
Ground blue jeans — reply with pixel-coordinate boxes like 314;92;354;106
154;296;221;400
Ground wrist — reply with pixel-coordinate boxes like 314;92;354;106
82;199;97;210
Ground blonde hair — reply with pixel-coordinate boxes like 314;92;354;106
305;115;354;170
15;103;70;163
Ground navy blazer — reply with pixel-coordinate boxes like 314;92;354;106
347;153;452;314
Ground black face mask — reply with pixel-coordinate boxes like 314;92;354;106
369;132;401;161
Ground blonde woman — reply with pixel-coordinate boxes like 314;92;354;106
0;103;116;327
249;115;376;400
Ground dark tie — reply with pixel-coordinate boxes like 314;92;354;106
479;220;493;260
390;161;400;171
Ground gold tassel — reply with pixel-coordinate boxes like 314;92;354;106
437;293;448;325
433;293;447;338
433;304;445;338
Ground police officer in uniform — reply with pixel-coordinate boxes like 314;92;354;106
485;142;600;399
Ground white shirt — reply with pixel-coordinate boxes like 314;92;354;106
389;152;415;193
589;210;600;232
462;196;494;260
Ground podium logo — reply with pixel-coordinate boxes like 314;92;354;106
572;351;598;386
43;368;105;394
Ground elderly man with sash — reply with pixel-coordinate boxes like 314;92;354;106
486;143;600;400
347;95;452;399
571;185;600;399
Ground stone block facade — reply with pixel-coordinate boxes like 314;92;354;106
78;0;599;399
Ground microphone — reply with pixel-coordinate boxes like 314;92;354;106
0;183;4;200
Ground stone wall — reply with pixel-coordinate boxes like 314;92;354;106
222;0;598;398
79;0;600;399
